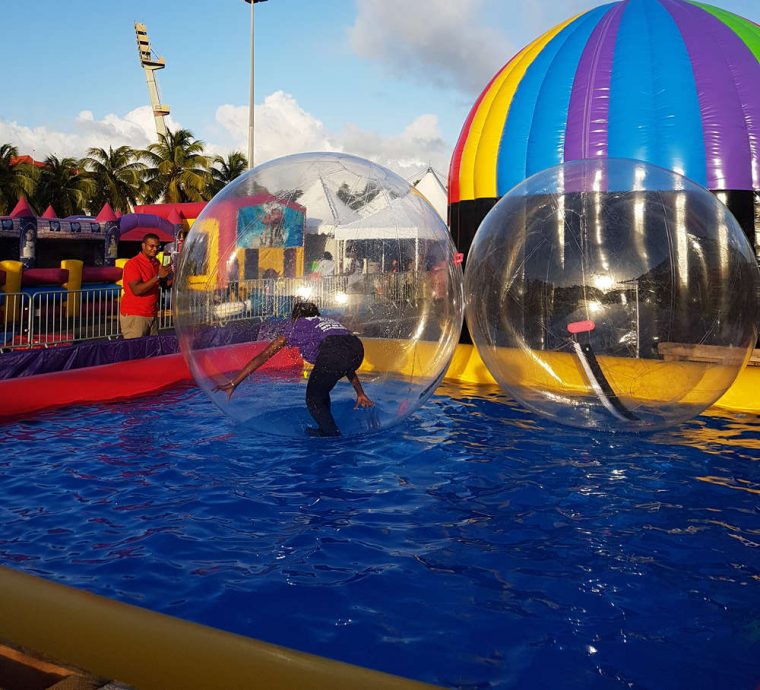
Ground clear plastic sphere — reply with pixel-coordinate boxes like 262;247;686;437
174;152;463;437
465;158;759;431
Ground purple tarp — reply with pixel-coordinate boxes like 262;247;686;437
0;320;262;381
0;335;179;381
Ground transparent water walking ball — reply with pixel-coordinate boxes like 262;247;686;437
174;152;463;437
465;158;759;431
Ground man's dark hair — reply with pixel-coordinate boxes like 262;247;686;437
292;301;320;319
142;232;160;244
323;251;333;260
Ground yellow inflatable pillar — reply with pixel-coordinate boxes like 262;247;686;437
61;259;83;318
0;260;23;322
115;258;128;290
259;247;284;277
291;247;305;278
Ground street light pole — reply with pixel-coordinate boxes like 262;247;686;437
244;0;268;170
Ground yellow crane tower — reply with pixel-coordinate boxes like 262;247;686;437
134;22;170;140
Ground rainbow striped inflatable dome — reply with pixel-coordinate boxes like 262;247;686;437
448;0;760;258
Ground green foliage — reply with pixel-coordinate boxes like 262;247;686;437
336;180;382;210
208;151;248;198
82;146;145;214
140;129;211;204
0;130;254;213
33;156;94;218
0;144;37;215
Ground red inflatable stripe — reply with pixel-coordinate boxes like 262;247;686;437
0;342;303;419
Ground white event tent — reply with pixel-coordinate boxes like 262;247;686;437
411;167;448;221
300;176;360;235
334;194;444;271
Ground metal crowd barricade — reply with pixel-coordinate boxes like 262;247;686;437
0;271;430;352
28;286;123;347
1;292;31;350
1;285;174;351
184;276;348;329
157;288;174;331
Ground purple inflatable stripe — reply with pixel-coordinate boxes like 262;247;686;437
565;3;625;162
661;0;759;189
118;213;176;235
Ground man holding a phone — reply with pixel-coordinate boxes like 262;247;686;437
120;232;173;339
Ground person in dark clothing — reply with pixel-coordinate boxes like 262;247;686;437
218;301;374;436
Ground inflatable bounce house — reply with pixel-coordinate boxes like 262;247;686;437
126;198;315;289
123;200;206;256
449;0;759;265
0;197;124;345
0;197;199;349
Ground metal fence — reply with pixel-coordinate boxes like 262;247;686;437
0;271;434;351
1;287;173;351
182;273;425;327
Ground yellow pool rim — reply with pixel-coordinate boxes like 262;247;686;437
441;344;760;416
361;338;760;414
0;565;438;690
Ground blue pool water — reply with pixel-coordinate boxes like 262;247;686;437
1;382;759;689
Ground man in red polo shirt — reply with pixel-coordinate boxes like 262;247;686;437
120;233;173;339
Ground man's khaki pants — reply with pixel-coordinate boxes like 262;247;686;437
120;314;158;339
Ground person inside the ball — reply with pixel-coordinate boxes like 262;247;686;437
218;301;374;436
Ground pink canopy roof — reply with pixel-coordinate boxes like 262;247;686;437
95;202;117;223
166;208;184;225
134;201;206;220
119;227;175;242
9;196;35;218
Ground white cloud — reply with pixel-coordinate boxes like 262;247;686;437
340;114;449;175
348;0;513;94
0;106;182;160
0;91;449;181
213;92;449;177
213;91;335;161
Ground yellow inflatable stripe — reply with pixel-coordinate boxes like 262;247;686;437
457;41;536;202
458;13;584;202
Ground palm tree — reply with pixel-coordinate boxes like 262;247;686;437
0;144;38;215
34;156;95;217
336;180;382;210
82;145;145;214
207;151;248;198
140;129;211;203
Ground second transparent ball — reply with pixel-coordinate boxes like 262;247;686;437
465;158;759;431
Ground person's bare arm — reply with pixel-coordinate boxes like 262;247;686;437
129;264;172;296
216;336;288;398
349;372;374;408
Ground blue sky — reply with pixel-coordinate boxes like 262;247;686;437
2;0;758;178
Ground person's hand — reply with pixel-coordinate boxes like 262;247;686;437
354;394;374;409
214;381;237;399
158;263;172;279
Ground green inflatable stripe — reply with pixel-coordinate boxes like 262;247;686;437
689;1;760;61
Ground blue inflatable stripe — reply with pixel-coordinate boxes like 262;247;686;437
526;6;617;179
608;0;707;185
496;6;611;195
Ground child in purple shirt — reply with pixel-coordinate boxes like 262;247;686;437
219;301;374;436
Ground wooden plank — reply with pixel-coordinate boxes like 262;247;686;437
658;342;760;366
